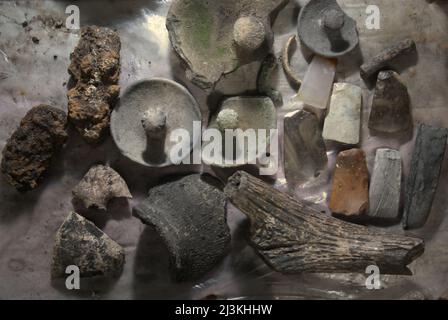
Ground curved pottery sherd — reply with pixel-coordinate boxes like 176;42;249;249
166;0;288;90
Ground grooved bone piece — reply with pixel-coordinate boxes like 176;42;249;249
166;0;288;90
1;105;68;192
133;174;230;281
369;70;412;133
329;149;369;220
323;83;362;145
72;165;132;210
368;149;402;223
284;110;328;186
51;212;125;279
360;39;416;80
298;55;337;120
68;26;121;143
224;171;424;275
403;124;448;229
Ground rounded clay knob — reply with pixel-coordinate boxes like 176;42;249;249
233;16;266;52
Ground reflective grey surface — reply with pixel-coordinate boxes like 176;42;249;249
0;0;447;299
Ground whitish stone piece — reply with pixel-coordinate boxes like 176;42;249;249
51;212;125;279
284;110;328;186
368;149;402;223
323;83;362;145
297;55;337;119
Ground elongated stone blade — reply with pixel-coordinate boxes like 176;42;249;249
323;83;362;145
403;124;448;229
368;149;402;223
284;110;327;186
329;148;369;220
51;212;125;279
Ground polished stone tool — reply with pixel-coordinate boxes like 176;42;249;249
110;79;202;167
368;149;402;223
284;110;328;186
166;0;288;90
368;70;412;133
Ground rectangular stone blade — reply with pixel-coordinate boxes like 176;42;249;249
368;149;402;223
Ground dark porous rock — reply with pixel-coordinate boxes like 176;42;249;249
403;124;448;229
368;70;412;133
51;212;125;279
360;39;416;80
1;105;67;192
72;165;132;210
133;174;230;281
225;171;424;275
68;26;121;143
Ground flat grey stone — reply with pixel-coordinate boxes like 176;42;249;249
284;109;328;186
403;124;448;229
368;70;412;133
133;174;230;281
323;83;362;145
51;212;125;279
368;149;402;223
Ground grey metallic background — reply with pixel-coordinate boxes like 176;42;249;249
0;0;447;299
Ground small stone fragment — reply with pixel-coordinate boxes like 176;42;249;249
368;149;402;223
68;26;121;143
133;174;230;281
360;39;416;80
233;16;266;52
284;110;328;186
298;55;337;119
403;124;448;229
51;212;125;279
1;105;68;192
369;70;412;133
329;149;369;220
323;83;362;145
72;165;132;210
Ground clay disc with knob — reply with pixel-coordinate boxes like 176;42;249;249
110;79;202;167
